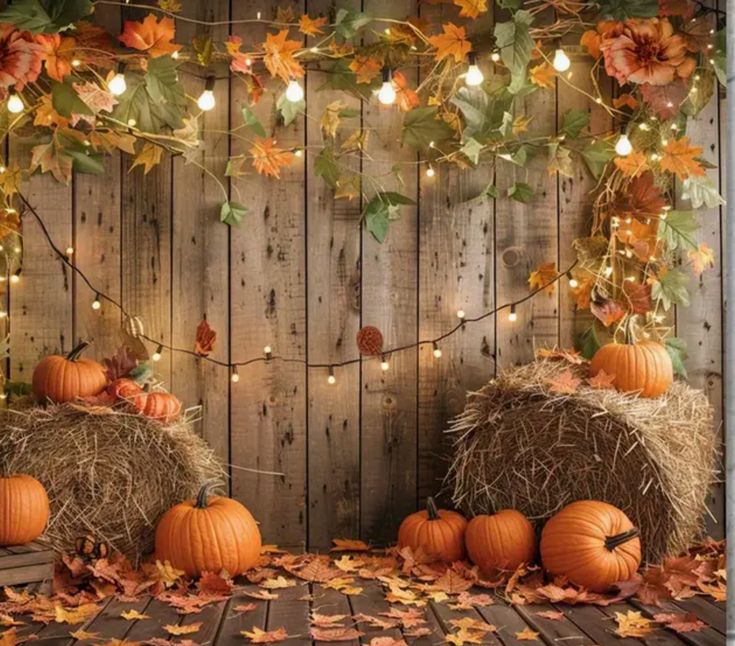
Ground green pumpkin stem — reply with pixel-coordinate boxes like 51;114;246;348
604;527;639;551
426;496;440;520
67;341;90;362
195;482;216;509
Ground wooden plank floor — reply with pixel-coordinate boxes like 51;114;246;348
10;585;724;646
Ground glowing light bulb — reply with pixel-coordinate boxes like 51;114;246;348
171;50;179;60
285;79;304;103
294;149;303;158
426;166;435;178
615;133;633;157
508;305;517;322
465;52;484;86
604;266;613;277
264;345;273;359
91;293;101;310
152;345;163;362
456;309;465;320
490;51;501;62
0;311;6;318
380;356;390;371
107;73;127;96
327;367;336;385
7;94;23;114
432;342;442;359
231;367;240;383
65;246;74;256
552;48;571;72
378;68;396;106
567;272;578;288
9;272;19;284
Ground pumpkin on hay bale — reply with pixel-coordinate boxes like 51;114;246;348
445;359;718;562
0;403;224;562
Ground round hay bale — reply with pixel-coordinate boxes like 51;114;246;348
445;359;718;563
0;404;225;562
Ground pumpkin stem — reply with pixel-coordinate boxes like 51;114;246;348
426;496;440;520
67;340;90;361
195;482;217;509
605;527;640;551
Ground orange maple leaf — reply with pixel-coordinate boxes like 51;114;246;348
299;14;327;36
37;34;76;82
349;56;382;84
118;14;182;58
580;29;602;58
571;276;594;310
545;369;582;394
615;150;649;178
528;261;557;294
591;299;626;327
688;242;715;276
262;30;304;82
660;136;705;180
530;63;556;89
587;369;616;389
613;93;638;110
330;538;370;552
393;71;420;112
250;138;295;179
194;318;217;356
453;0;488;18
242;627;290;643
428;23;471;63
165;623;202;635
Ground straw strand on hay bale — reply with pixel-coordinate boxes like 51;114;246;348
0;404;225;562
444;360;718;562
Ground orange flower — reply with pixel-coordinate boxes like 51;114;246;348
0;25;43;91
600;18;695;85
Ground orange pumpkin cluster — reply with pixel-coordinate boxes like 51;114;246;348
398;497;642;593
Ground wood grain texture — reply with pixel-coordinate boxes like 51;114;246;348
229;0;307;548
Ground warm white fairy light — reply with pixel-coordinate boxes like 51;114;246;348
7;94;23;114
456;309;465;320
432;342;442;359
65;246;74;256
171;50;179;60
425;165;435;178
639;123;650;131
490;51;500;62
508;304;517;322
9;270;20;284
231;366;240;383
152;345;163;362
327;366;336;385
567;272;578;288
552;48;571;72
197;76;216;111
264;345;273;359
285;79;304;103
465;52;484;86
377;68;396;106
380;355;390;371
294;149;303;158
604;266;613;277
91;293;101;310
107;72;127;96
127;118;136;127
614;133;633;156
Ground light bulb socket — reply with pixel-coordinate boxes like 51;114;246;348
381;67;392;83
204;75;215;92
468;51;477;65
264;347;273;360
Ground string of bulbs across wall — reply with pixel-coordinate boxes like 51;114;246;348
16;192;579;387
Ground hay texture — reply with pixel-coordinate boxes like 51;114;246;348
445;359;718;562
0;404;225;562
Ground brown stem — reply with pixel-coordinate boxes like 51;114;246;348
195;482;216;509
67;341;90;361
605;527;640;551
426;496;440;520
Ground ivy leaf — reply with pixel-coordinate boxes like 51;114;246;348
596;0;658;20
450;86;511;141
561;109;590;139
652;268;690;310
0;0;92;33
220;201;248;226
508;182;534;203
362;192;415;243
657;210;699;250
314;148;340;188
581;139;614;178
144;55;186;129
460;138;483;164
276;92;304;126
681;175;725;209
51;81;93;118
713;29;726;87
66;147;105;175
241;105;267;138
401;107;454;152
334;8;371;39
493;11;534;94
665;337;688;378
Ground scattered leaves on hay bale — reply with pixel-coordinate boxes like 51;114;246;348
445;359;719;562
0;404;225;562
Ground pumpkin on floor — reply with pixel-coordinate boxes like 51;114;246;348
540;500;641;592
155;483;261;577
465;510;536;576
32;341;107;403
397;497;467;563
590;341;673;398
0;474;49;545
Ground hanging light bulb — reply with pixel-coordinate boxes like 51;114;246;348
91;293;102;310
490;51;501;63
425;165;435;178
432;341;442;359
566;272;578;288
508;304;517;322
380;355;390;371
107;67;127;96
9;269;20;284
285;79;304;103
552;48;571;72
327;366;336;385
7;94;23;114
65;246;74;257
197;76;216;111
231;366;240;383
456;309;465;320
264;345;273;360
615;132;633;157
378;67;396;106
152;344;163;362
465;52;484;86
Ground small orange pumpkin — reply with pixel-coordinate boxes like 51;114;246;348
107;378;143;400
132;390;181;423
590;341;673;398
32;341;107;403
155;483;262;577
397;497;467;563
0;475;49;545
540;500;642;592
465;510;536;576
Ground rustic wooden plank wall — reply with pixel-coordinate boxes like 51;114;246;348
7;1;726;547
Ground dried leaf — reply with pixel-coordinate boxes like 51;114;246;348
453;0;488;18
349;56;382;84
298;15;327;36
660;137;706;180
331;539;370;552
545;369;581;394
688;243;715;276
535;610;564;620
428;23;472;63
262;30;304;82
530;63;556;89
614;611;653;638
241;627;289;644
120;610;150;621
615;151;649;178
118;14;182;58
587;369;616;389
309;627;363;642
653;612;706;633
130;143;163;175
164;623;201;635
514;628;540;641
591;299;626;327
260;576;296;590
528;262;557;293
194;319;217;356
250;138;295;179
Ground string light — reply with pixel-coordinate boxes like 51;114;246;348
294;149;303;158
552;48;571;72
378;67;396;106
490;51;501;62
614;132;633;157
432;342;442;359
327;366;336;385
465;52;484;86
65;246;74;257
285;79;304;103
197;76;216;111
71;59;81;68
91;293;101;310
0;310;7;318
264;345;273;360
425;165;435;178
380;355;390;371
171;50;179;60
107;67;127;96
456;309;465;320
508;304;517;322
9;269;20;285
7;94;23;114
604;266;613;277
567;272;578;288
152;344;163;362
231;366;240;383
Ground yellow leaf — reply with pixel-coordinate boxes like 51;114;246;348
341;130;369;153
69;630;99;640
129;143;163;175
528;261;557;293
452;0;488;18
164;622;202;635
260;576;296;590
54;603;100;625
152;560;185;587
614;150;649;178
118;14;181;58
512;115;533;135
120;610;150;621
427;23;471;63
530;63;556;89
688;242;715;275
0;629;15;646
241;627;289;643
660;136;706;180
298;14;327;36
515;628;540;641
320;100;347;138
614;611;653;638
262;30;304;83
348;56;382;84
250;137;295;179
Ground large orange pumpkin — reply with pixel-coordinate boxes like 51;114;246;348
0;475;49;545
32;341;107;403
465;510;536;576
540;500;642;592
590;341;673;398
155;483;262;577
397;497;467;563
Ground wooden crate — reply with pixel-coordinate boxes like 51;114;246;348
0;542;54;592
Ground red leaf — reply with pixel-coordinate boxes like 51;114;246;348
194;319;217;356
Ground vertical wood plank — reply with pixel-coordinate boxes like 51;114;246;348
305;0;362;548
360;0;419;543
170;0;231;468
73;4;121;360
229;0;307;547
